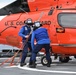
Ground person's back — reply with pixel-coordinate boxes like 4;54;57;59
34;27;50;44
31;27;50;50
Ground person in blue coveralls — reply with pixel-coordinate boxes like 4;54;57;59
18;18;33;67
29;21;51;68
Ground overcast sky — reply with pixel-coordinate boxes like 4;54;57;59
0;0;16;8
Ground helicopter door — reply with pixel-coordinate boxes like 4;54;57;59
56;13;76;47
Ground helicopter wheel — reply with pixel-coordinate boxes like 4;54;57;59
41;56;52;66
59;57;69;63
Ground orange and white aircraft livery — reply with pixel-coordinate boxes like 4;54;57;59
0;0;76;63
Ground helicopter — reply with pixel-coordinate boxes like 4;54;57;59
0;0;76;65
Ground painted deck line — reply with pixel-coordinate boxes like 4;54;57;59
18;65;76;74
4;64;76;74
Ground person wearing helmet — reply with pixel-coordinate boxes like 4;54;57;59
29;21;51;68
18;18;33;67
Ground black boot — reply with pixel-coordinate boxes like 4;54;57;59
29;61;36;68
47;60;51;67
20;63;26;67
69;57;72;60
29;61;33;66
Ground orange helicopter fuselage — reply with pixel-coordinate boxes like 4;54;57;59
0;0;76;56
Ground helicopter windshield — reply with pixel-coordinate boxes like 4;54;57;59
0;0;30;16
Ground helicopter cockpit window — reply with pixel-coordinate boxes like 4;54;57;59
58;13;76;28
0;0;30;16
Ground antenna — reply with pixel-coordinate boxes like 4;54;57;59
37;12;44;21
19;7;28;14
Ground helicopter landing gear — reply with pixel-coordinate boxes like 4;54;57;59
41;56;52;66
59;57;70;63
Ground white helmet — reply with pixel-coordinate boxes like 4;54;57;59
33;21;42;30
34;21;41;27
24;18;33;25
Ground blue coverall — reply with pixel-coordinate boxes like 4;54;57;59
18;25;32;64
31;27;51;62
